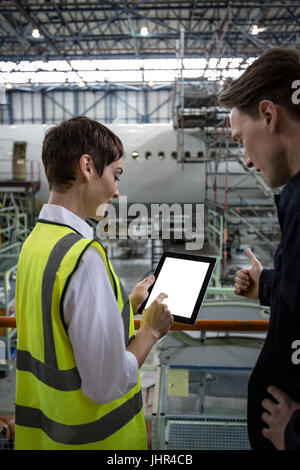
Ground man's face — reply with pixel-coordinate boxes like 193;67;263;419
230;107;289;188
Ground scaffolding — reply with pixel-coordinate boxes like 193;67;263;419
0;205;28;376
0;243;20;375
0;206;28;248
173;30;280;285
0;158;41;227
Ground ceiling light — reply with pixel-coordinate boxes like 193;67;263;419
140;26;149;37
250;24;259;35
32;28;40;38
250;24;266;35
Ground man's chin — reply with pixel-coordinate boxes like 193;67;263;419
259;171;272;187
265;177;287;189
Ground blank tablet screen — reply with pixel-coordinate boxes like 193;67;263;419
139;252;216;324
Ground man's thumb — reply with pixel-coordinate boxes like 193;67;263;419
246;248;258;265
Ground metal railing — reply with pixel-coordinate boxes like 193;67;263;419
0;160;40;187
0;316;269;332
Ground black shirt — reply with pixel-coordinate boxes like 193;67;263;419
248;170;300;450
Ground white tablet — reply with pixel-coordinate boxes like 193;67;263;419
138;251;216;324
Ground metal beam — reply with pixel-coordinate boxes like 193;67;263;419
11;0;87;84
12;0;66;60
44;91;75;118
0;12;36;52
0;1;298;64
49;0;85;53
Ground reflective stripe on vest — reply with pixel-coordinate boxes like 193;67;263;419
42;232;82;367
16;230;143;445
17;233;83;390
119;280;135;346
15;390;143;445
16;349;81;391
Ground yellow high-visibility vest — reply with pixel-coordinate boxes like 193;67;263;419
14;220;147;450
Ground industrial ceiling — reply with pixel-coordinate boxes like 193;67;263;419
0;0;300;62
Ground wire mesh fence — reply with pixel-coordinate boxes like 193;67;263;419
153;365;251;450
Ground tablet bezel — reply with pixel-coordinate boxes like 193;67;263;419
137;251;216;325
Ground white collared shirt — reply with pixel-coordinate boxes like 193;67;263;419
38;204;139;404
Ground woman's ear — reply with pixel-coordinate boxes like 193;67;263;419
78;154;94;181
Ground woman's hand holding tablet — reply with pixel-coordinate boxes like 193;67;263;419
138;251;216;325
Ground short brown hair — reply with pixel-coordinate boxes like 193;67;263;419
42;116;123;189
218;47;300;121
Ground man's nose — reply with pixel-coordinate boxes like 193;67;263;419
113;189;120;199
245;159;254;169
244;151;254;169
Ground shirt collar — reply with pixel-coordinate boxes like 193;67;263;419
38;204;94;239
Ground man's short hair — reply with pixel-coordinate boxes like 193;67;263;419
218;47;300;121
42;116;124;190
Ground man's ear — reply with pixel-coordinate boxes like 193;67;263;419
78;154;94;180
258;100;278;133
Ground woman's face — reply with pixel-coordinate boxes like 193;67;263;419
87;157;123;218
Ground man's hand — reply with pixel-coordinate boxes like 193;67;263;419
261;386;300;450
234;248;263;299
129;275;155;315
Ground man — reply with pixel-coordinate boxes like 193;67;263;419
218;47;300;450
14;116;173;449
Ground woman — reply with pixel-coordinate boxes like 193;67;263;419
14;116;173;450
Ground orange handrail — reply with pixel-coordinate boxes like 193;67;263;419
135;319;268;332
0;317;16;328
0;316;269;332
